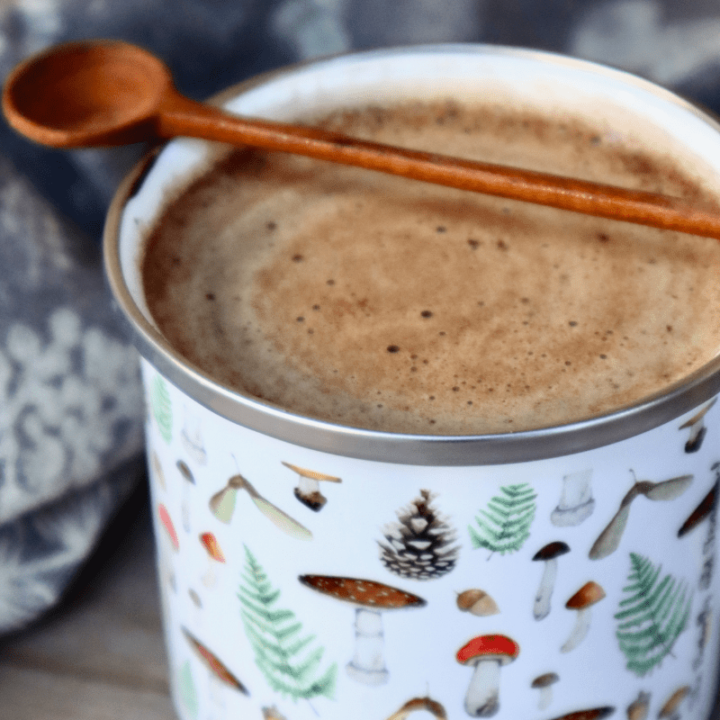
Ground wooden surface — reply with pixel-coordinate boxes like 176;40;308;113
0;484;176;720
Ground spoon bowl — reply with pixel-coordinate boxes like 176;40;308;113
3;40;172;147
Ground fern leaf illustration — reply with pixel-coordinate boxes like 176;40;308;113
469;484;537;557
151;374;173;443
239;545;337;703
615;553;693;676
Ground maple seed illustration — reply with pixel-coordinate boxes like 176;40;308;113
678;480;718;538
626;691;650;720
456;634;519;717
282;461;341;511
299;575;425;686
658;686;690;720
561;581;606;653
208;475;246;524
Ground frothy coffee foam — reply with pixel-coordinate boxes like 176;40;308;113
143;100;720;434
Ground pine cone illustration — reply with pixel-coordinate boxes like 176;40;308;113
378;490;460;580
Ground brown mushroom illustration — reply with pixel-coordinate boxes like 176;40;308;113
298;575;425;686
262;707;287;720
386;696;448;720
457;589;500;616
551;470;594;526
151;451;166;491
590;473;693;560
548;708;615;720
182;627;249;697
532;672;559;710
678;480;718;538
456;634;519;717
561;581;606;653
282;461;341;511
658;686;691;720
199;532;225;587
177;459;195;533
627;691;650;720
532;541;570;620
679;399;716;453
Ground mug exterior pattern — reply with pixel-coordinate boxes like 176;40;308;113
143;360;720;720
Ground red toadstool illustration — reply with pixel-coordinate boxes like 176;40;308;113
456;634;519;717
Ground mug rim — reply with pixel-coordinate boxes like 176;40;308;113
103;42;720;466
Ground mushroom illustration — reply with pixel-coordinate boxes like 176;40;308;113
590;473;693;560
457;589;500;616
209;475;246;524
282;461;341;511
678;480;718;538
262;707;287;720
181;410;208;465
151;451;166;491
386;696;448;720
298;575;425;686
561;581;606;653
532;541;570;620
182;627;249;701
158;503;179;590
177;459;195;533
548;708;615;720
456;634;519;717
658;686;690;720
626;691;650;720
531;672;559;710
551;470;595;526
679;399;716;453
209;473;312;540
199;532;225;587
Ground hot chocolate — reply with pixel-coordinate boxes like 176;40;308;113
142;100;720;434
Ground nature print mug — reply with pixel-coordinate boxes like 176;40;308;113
104;46;720;720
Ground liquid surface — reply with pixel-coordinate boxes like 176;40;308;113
143;101;720;434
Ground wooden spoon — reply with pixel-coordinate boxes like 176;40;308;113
4;39;720;239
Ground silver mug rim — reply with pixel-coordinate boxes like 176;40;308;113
103;43;720;466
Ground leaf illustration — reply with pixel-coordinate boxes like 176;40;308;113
239;545;337;702
150;374;172;443
615;553;692;676
469;484;536;557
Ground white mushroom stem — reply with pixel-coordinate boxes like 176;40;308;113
182;481;192;533
534;559;558;620
561;607;592;653
537;685;553;711
346;607;389;686
298;475;320;499
202;560;218;588
465;658;501;717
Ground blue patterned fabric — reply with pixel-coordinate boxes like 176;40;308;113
1;0;720;633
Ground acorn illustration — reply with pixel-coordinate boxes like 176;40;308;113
679;399;716;453
551;470;594;526
456;634;519;717
626;691;650;720
532;541;570;620
457;589;500;617
282;461;341;511
532;672;559;711
561;581;606;653
379;489;459;580
298;575;425;686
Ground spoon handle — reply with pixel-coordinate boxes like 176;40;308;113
158;92;720;240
